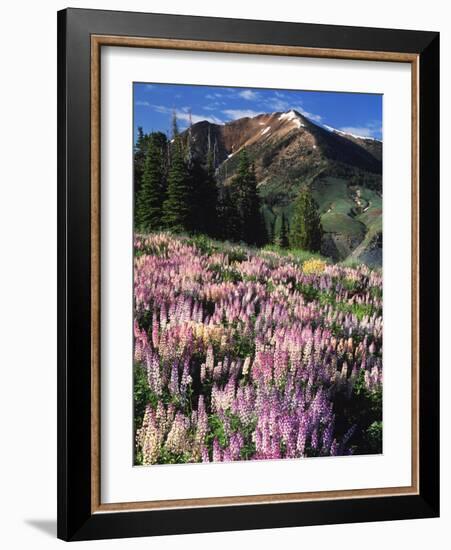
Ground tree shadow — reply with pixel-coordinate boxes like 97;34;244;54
25;519;57;538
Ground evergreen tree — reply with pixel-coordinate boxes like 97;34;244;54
203;148;218;236
171;110;179;140
233;149;266;245
186;135;218;237
162;140;190;232
134;127;150;199
186;158;207;233
217;185;241;242
148;131;169;178
135;134;166;232
275;212;289;248
280;212;289;248
289;185;323;252
266;214;275;245
150;131;169;155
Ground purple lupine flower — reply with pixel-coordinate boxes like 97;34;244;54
169;362;179;396
212;438;222;462
134;233;382;464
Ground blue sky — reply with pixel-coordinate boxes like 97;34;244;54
134;83;382;141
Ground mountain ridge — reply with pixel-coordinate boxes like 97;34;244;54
182;109;383;266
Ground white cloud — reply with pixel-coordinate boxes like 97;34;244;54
151;105;171;114
259;95;322;122
264;93;299;110
150;104;224;125
238;90;259;100
147;98;323;127
178;112;224;125
222;109;262;120
145;84;154;90
135;100;150;106
299;109;322;123
265;98;290;111
204;102;223;111
264;93;302;109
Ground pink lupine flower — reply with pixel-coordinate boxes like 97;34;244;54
134;233;382;464
212;438;222;462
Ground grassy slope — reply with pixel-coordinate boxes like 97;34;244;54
312;177;382;263
259;174;382;265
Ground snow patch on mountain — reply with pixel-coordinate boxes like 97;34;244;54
323;124;381;142
261;127;271;136
278;110;305;128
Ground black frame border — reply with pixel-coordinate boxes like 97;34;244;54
57;8;439;541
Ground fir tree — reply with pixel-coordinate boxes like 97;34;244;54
280;212;289;248
203;148;218;236
162;140;190;232
186;158;207;233
217;185;241;242
171;110;179;140
275;212;289;248
148;131;169;178
289;185;323;252
134;127;150;199
233;149;266;245
185;134;218;237
135;134;166;232
150;131;169;155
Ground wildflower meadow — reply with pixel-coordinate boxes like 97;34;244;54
134;232;382;465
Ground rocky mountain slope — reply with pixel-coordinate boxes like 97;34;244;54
184;110;383;266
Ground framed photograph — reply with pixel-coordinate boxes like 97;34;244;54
57;8;439;541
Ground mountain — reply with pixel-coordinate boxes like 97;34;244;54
322;125;383;161
184;110;383;266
